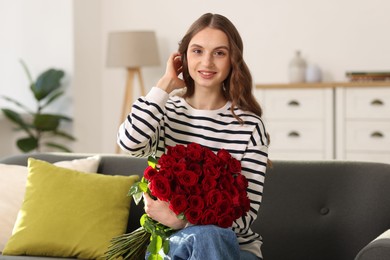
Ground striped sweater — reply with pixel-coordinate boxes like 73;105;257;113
117;87;269;258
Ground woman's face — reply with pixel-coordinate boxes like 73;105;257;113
186;27;231;92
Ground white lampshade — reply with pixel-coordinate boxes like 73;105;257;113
106;31;160;68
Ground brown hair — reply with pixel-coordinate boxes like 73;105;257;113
178;13;263;122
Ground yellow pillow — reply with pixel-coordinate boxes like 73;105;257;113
3;158;138;259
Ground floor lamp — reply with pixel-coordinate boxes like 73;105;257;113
106;31;160;153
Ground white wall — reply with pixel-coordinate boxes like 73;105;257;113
1;0;390;155
0;0;73;157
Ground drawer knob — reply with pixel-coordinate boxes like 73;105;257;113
288;131;300;138
370;99;384;106
288;100;300;107
371;131;384;138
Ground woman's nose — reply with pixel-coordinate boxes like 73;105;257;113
202;53;214;67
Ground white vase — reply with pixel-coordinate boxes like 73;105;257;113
306;64;322;82
288;50;306;83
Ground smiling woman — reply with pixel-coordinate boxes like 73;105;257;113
117;13;269;260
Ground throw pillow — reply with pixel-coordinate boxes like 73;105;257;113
2;158;138;259
0;155;101;253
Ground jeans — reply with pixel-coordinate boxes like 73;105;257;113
145;225;260;260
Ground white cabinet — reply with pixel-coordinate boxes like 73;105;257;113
336;87;390;163
256;82;390;163
255;88;334;160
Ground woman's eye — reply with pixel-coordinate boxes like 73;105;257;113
214;51;226;56
192;49;202;54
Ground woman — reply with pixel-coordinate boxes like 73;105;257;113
118;13;269;260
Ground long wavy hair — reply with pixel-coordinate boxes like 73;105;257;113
178;13;263;122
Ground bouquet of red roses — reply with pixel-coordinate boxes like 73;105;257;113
106;143;250;260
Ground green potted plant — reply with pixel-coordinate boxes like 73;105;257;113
1;60;75;153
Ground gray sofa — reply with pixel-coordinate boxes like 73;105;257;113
1;153;390;260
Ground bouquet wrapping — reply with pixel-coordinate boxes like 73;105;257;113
106;143;250;260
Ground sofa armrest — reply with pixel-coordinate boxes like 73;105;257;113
355;230;390;260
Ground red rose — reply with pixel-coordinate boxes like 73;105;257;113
217;149;231;164
205;189;223;207
144;166;157;180
159;169;174;181
187;162;202;176
240;192;251;213
167;144;187;160
177;170;199;187
201;175;217;191
171;162;186;175
185;208;203;224
235;173;248;190
187;143;204;162
204;148;219;165
158;154;176;169
169;194;188;215
217;213;234;228
203;162;220;179
215;199;232;216
149;174;171;201
232;206;243;220
218;174;234;191
188;195;204;210
228;158;241;174
200;209;217;225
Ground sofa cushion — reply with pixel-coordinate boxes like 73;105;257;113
0;155;101;253
2;158;138;259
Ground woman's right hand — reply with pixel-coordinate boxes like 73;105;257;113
156;52;186;94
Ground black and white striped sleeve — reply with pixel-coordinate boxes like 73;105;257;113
117;87;168;157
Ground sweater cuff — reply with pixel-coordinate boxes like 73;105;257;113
146;87;169;106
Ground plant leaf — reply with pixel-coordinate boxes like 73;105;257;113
41;90;65;109
148;155;158;168
32;68;64;101
1;96;33;114
1;109;32;134
44;142;72;152
52;130;76;141
163;239;170;255
33;114;60;131
147;234;162;254
17;137;38;153
19;59;33;85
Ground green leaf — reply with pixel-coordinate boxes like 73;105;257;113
148;155;158;168
139;181;149;192
44;142;72;152
52;130;76;141
140;214;148;227
133;191;143;205
163;239;170;255
1;96;33;114
41;90;65;109
147;234;163;254
1;109;32;134
33;114;60;131
32;68;64;101
17;137;38;152
177;212;186;220
20;59;33;85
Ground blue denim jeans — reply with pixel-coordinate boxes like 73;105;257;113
145;225;260;260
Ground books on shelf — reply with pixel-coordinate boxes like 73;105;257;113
346;71;390;81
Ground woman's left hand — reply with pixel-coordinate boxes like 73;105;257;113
143;192;187;230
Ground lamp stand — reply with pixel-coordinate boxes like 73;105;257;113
116;67;146;153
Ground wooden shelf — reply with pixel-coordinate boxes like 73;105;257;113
256;81;390;89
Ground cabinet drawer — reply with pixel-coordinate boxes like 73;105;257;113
263;89;327;119
266;121;324;150
345;87;390;119
345;121;390;151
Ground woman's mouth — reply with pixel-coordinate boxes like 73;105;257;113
199;70;216;79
